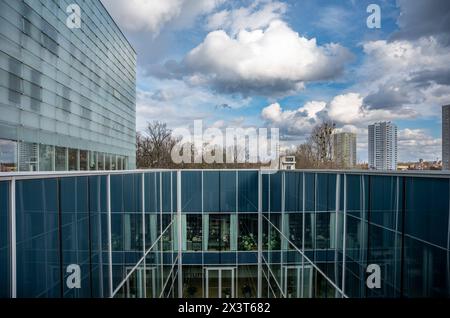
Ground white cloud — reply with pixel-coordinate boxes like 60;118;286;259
136;78;250;132
101;0;223;34
359;37;450;116
261;92;416;143
398;129;441;161
206;1;287;35
175;20;353;95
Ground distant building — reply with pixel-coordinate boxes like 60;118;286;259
332;132;357;168
368;122;398;170
279;155;296;170
442;105;450;170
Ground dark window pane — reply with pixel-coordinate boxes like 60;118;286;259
16;179;61;297
181;172;201;212
238;171;258;212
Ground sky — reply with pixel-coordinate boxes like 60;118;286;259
101;0;450;163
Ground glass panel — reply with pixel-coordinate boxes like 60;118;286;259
97;153;105;170
238;214;258;251
0;139;17;172
183;266;202;298
237;265;257;298
60;177;91;297
403;177;450;297
16;179;61;297
18;142;38;171
186;214;202;251
285;171;302;212
55;147;66;171
88;175;108;298
110;155;116;170
79;150;87;171
208;214;231;251
238;171;258;212
207;269;219;298
89;151;97;170
39;144;54;171
105;155;111;170
0;182;9;297
222;269;233;298
181;171;202;212
68;148;78;171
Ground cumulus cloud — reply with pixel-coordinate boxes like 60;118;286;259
391;0;450;46
398;128;441;161
152;20;353;96
206;1;287;35
136;79;250;131
359;37;450;114
261;93;415;141
101;0;223;34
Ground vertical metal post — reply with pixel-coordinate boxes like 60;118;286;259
257;170;262;298
142;173;146;298
341;174;347;297
177;170;182;297
10;178;16;298
106;174;113;297
301;172;305;298
280;171;285;294
334;174;340;298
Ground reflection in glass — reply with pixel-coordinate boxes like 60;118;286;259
238;214;258;251
89;151;97;170
98;153;105;170
207;214;231;251
39;144;54;171
0;139;17;172
105;154;111;170
18;142;38;171
238;265;257;298
186;214;202;251
79;150;88;170
55;146;66;171
68;148;78;170
183;266;203;298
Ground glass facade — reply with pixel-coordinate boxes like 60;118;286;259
0;169;449;298
0;0;136;171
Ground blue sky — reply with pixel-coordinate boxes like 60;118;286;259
102;0;450;162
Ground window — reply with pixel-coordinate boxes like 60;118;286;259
79;150;87;171
89;151;97;170
18;142;37;172
186;214;202;251
0;139;17;172
97;153;105;170
207;214;231;251
39;144;54;171
55;147;67;171
68;148;78;170
238;214;258;251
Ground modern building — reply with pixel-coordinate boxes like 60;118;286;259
332;132;356;168
0;0;136;172
279;155;296;170
1;169;450;298
442;105;450;170
368;122;398;170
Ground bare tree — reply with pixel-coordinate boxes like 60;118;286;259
137;121;178;168
292;121;339;169
310;121;335;165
